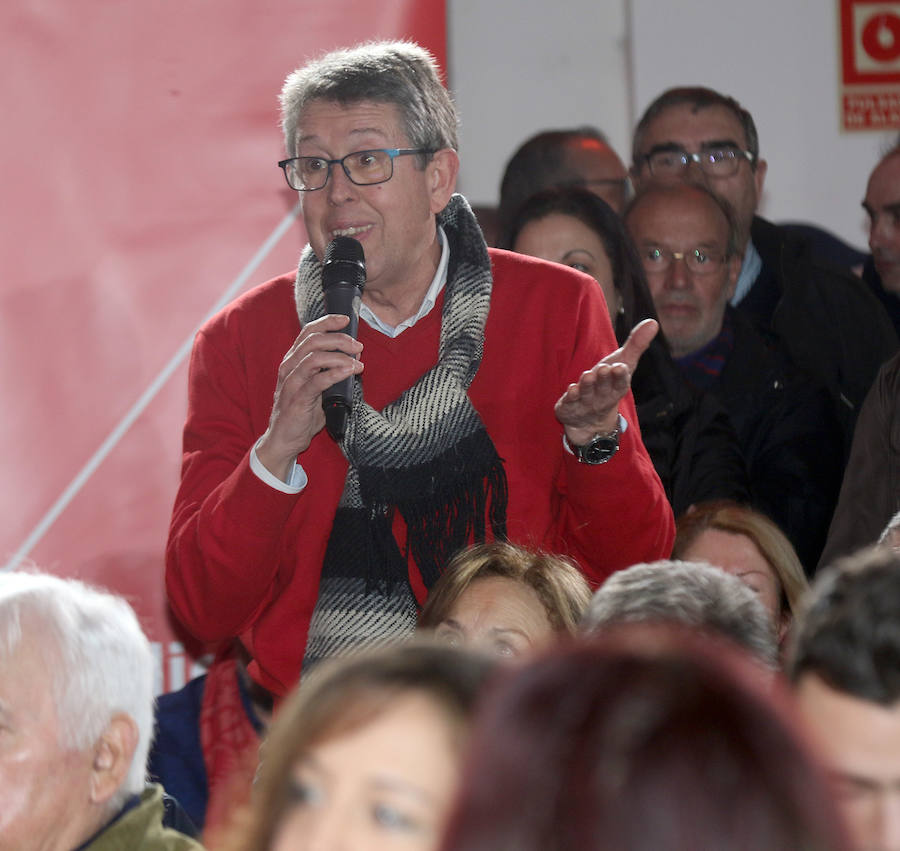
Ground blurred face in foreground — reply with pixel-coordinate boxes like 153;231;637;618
433;575;554;660
270;692;460;851
795;674;900;851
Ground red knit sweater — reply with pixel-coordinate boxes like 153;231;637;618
166;248;673;694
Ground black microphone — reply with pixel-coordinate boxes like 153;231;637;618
321;236;366;440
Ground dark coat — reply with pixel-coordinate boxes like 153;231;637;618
819;349;900;567
632;339;750;518
744;217;898;462
709;308;843;573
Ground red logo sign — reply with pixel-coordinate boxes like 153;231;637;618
840;0;900;130
842;0;900;83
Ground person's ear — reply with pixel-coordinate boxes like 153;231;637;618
724;252;742;300
427;148;460;214
777;610;792;644
753;158;767;202
90;713;139;804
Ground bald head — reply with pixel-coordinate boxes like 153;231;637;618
625;184;741;358
864;147;900;293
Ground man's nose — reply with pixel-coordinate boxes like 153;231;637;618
302;806;351;851
683;159;712;188
665;254;692;290
326;162;357;204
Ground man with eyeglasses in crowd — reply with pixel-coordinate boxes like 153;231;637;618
165;41;673;696
624;182;841;571
630;87;897;463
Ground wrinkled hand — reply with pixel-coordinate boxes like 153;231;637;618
256;314;363;480
555;319;658;445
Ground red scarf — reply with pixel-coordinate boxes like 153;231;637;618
199;652;261;834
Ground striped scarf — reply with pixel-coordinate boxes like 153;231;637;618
295;194;508;671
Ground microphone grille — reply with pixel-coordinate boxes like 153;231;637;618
324;235;365;266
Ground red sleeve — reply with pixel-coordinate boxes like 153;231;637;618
541;261;675;583
165;323;299;642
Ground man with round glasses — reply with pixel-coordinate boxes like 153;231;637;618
631;86;897;463
625;182;842;571
166;41;673;695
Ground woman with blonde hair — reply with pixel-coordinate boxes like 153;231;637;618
672;500;808;641
219;642;495;851
419;541;593;659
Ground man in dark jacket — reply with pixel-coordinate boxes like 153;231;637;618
861;143;900;339
631;86;898;460
625;182;842;572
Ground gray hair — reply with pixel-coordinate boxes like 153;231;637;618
581;560;778;669
279;41;459;163
787;546;900;705
632;86;760;171
0;571;154;803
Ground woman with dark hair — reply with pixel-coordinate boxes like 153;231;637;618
439;626;852;851
506;188;749;516
220;642;495;851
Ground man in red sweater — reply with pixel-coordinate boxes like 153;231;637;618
166;41;673;694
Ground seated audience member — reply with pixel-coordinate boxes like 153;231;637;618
418;541;592;659
630;86;898;459
580;559;778;669
820;349;900;568
672;499;808;642
439;626;852;851
863;143;900;338
788;546;900;851
497;127;629;242
220;642;495;851
624;182;842;570
505;186;749;516
0;570;203;850
149;643;269;832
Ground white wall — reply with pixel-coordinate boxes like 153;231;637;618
448;0;630;207
449;0;898;250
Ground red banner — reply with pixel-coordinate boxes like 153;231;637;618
0;1;446;691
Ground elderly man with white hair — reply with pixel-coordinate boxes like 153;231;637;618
0;570;203;851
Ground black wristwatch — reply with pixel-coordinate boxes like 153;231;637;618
565;426;620;465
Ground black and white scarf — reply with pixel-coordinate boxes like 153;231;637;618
295;194;508;670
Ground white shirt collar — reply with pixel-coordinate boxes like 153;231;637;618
360;226;449;338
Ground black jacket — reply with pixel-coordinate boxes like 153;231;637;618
744;217;898;462
708;308;843;573
632;339;750;518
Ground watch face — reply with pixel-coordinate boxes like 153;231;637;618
582;436;618;464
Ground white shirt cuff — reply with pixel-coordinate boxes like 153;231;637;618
249;440;308;493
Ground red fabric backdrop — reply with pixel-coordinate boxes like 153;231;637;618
0;1;446;691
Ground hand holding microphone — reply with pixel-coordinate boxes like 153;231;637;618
321;236;366;440
256;237;365;479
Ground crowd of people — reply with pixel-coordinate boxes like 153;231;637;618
4;39;900;850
